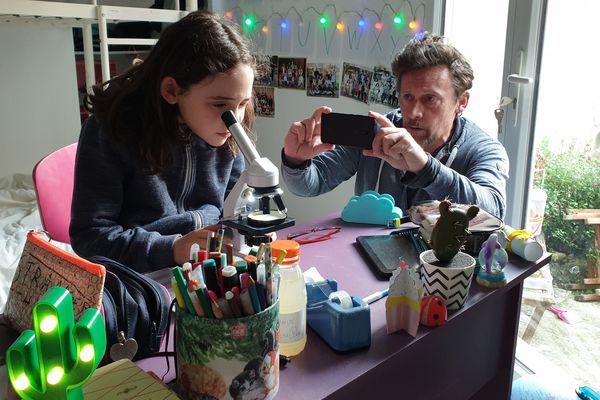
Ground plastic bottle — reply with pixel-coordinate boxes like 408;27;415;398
271;239;307;357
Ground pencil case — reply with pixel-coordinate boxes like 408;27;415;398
89;256;172;362
306;279;371;352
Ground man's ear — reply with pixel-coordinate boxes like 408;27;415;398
160;76;180;105
456;91;470;114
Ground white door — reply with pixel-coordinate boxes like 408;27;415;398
498;0;546;229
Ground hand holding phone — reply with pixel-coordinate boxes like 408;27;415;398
321;112;376;149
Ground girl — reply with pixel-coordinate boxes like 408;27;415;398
70;11;257;272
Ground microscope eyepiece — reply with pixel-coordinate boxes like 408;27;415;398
221;110;238;128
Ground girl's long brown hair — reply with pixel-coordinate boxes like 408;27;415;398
85;11;256;174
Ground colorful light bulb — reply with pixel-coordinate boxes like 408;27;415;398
409;20;417;30
375;21;383;30
336;22;344;31
280;21;288;29
358;19;365;27
393;15;403;25
319;15;329;26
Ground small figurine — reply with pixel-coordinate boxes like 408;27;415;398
385;259;422;337
476;232;509;288
430;200;479;264
420;295;447;327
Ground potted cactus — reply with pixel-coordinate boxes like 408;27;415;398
420;200;479;310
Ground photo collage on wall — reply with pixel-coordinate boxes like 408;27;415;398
253;55;398;118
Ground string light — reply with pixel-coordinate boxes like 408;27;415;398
358;19;366;28
409;20;417;30
244;16;255;29
319;15;329;26
225;10;233;18
336;21;344;31
393;15;403;26
375;21;383;30
262;26;269;33
280;20;288;30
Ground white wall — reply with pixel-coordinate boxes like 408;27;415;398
0;20;81;175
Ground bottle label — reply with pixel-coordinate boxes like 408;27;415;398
279;310;306;343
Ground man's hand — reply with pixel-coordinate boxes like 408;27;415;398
283;106;335;165
364;111;429;173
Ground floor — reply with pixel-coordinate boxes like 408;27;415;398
516;283;600;393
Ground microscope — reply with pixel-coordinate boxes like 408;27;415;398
221;111;295;254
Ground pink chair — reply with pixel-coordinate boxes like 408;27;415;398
32;143;78;244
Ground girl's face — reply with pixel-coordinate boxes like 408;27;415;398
172;64;254;147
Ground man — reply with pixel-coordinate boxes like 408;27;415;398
280;32;509;219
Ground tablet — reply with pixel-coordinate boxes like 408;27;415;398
356;232;422;278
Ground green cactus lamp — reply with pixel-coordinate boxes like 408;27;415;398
6;286;106;400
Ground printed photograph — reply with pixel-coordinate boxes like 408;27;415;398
254;86;275;118
254;55;279;87
341;63;373;104
306;62;339;98
277;57;306;90
369;67;399;107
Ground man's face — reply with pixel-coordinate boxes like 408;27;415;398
399;65;468;154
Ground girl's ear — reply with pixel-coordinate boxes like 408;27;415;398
160;76;180;104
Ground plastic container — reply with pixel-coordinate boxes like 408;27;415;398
271;239;307;357
306;279;371;352
526;188;547;236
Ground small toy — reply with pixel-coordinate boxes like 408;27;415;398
420;295;447;327
341;191;402;225
476;232;509;288
547;305;581;324
430;200;479;264
385;260;422;337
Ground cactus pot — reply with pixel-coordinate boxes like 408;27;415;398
420;250;476;311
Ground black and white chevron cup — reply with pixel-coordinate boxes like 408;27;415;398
420;250;476;311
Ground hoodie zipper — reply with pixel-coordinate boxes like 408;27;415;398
177;143;194;213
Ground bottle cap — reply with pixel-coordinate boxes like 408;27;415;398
271;239;300;259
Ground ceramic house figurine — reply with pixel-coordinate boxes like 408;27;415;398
476;232;509;288
420;200;480;310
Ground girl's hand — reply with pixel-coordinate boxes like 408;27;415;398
283;106;334;165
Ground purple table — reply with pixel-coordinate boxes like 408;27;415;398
273;213;550;400
1;214;551;400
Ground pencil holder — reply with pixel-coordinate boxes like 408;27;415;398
175;302;279;400
306;279;371;352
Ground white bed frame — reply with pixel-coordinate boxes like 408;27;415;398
0;0;197;93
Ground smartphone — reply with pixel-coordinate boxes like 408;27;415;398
321;112;375;149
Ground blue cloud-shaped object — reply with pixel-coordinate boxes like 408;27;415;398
341;191;402;225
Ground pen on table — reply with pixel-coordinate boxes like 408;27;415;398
362;288;390;304
577;386;600;400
